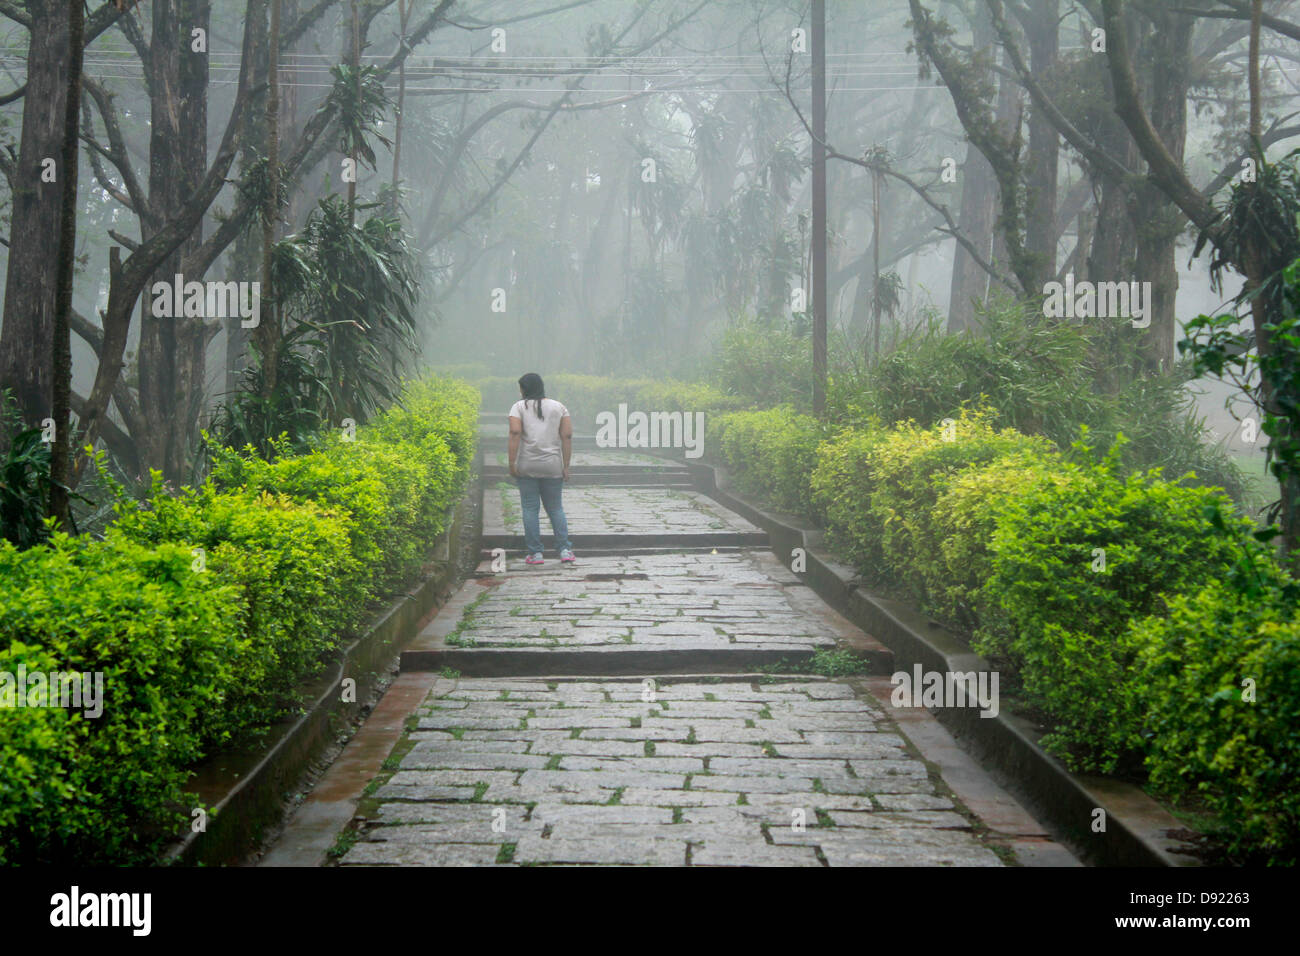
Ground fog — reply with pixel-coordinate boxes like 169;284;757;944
0;0;1288;488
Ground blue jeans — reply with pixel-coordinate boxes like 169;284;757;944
517;476;571;555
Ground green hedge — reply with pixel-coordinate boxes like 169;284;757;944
473;373;747;431
727;402;1295;858
854;409;1056;607
1135;564;1300;864
976;443;1246;774
0;535;244;863
709;407;827;514
0;376;477;864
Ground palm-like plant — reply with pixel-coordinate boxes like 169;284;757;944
327;63;393;170
295;197;420;423
211;322;334;459
211;199;421;458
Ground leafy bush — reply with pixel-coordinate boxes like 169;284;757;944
927;451;1061;629
709;317;814;411
809;424;888;566
1136;556;1300;863
0;376;477;865
0;533;243;864
826;302;1246;502
862;409;1056;600
977;441;1247;773
0;639;76;864
110;481;361;736
211;378;475;594
710;407;827;513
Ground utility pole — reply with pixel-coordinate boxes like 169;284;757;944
811;0;827;417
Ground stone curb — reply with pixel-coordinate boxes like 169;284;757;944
672;453;1201;868
163;481;480;866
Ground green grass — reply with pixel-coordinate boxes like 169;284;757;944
326;826;360;860
758;648;871;677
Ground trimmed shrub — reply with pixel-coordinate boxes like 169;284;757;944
710;407;826;514
0;533;243;863
1135;551;1300;863
977;444;1248;773
863;409;1056;602
919;443;1061;629
110;482;362;736
210;377;476;595
809;424;888;567
0;375;477;865
826;302;1246;502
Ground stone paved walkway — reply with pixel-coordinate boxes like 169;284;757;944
484;484;760;538
342;677;1001;866
262;434;1075;867
441;552;839;653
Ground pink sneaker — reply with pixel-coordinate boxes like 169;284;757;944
525;553;544;565
560;549;576;563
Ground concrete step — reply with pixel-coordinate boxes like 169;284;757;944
401;643;894;677
483;471;695;488
480;531;770;550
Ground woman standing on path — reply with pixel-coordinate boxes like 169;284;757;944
508;372;576;565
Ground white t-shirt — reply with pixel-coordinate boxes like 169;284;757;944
510;397;570;477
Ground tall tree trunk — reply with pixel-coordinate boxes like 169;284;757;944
347;0;359;225
946;7;1000;332
390;0;409;210
1244;0;1298;558
990;44;1022;280
1087;97;1138;286
1024;0;1059;277
0;0;72;424
1132;9;1193;372
871;168;882;355
138;0;211;484
259;0;282;402
49;0;85;527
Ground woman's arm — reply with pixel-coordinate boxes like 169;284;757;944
560;415;573;480
508;415;523;477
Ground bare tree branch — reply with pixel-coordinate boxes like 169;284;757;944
772;46;1019;295
81;78;152;226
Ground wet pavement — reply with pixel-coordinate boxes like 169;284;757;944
259;439;1077;867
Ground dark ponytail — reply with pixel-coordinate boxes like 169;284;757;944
518;372;545;421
